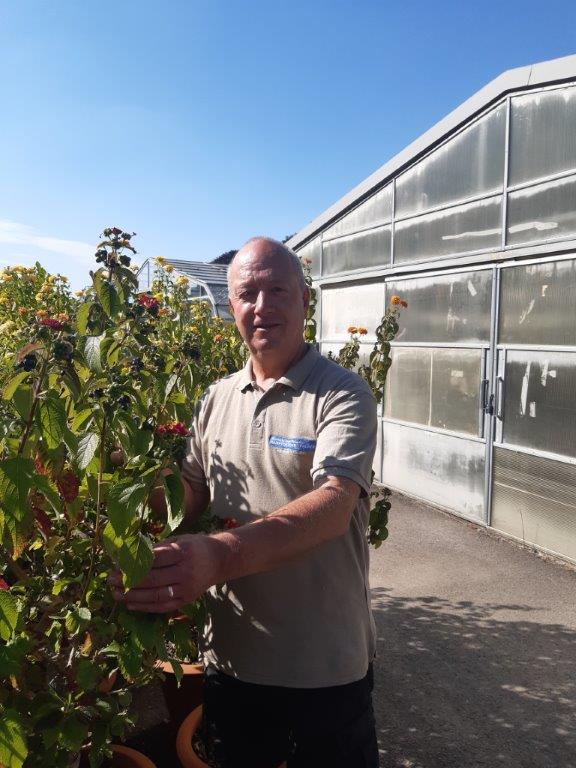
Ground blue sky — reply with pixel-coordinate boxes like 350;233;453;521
1;0;575;290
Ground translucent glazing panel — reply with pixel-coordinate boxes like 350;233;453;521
509;86;576;186
322;226;391;275
501;350;576;459
321;282;384;341
507;174;576;246
323;185;393;240
296;237;321;277
491;447;576;561
430;349;482;436
499;259;576;346
394;196;502;264
395;105;506;217
382;421;485;520
384;347;431;426
320;342;373;372
387;269;492;343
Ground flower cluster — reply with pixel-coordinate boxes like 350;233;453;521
346;326;368;335
137;293;160;312
390;295;408;308
37;310;70;330
155;421;189;437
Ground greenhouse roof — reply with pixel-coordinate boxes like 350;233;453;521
287;53;576;251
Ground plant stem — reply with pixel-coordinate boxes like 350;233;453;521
17;355;49;456
80;413;107;603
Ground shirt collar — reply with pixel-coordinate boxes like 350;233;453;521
236;344;320;392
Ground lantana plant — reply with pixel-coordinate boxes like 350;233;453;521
0;230;245;768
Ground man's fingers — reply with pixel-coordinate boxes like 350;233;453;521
151;540;186;568
113;583;179;605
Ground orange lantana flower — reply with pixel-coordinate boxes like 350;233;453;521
347;325;358;334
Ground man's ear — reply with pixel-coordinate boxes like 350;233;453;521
228;298;234;316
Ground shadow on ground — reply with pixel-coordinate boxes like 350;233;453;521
371;588;576;768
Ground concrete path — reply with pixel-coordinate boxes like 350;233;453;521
369;493;576;768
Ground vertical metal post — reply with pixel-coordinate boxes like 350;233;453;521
501;96;512;250
483;266;500;526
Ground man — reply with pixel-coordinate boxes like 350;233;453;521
115;237;379;767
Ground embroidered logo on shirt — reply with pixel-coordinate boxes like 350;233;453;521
269;435;317;454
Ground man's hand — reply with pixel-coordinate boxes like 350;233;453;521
110;534;222;613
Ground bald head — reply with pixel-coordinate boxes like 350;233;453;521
228;237;306;291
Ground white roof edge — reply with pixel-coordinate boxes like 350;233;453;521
287;53;576;250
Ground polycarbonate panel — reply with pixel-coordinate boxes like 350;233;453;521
509;86;576;186
396;105;506;217
384;347;431;426
320;342;373;372
323;185;393;240
501;350;576;459
296;237;321;277
321;282;384;341
322;226;391;275
430;349;482;436
499;259;576;346
382;421;485;520
491;447;576;561
388;270;492;343
394;196;502;264
507;174;576;246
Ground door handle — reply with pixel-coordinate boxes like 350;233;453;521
496;376;505;420
480;378;493;414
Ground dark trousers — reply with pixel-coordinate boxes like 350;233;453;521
202;664;379;768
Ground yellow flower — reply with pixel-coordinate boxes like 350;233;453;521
153;293;163;302
165;265;174;274
390;295;401;306
153;257;167;266
74;290;86;298
158;307;170;317
175;275;189;287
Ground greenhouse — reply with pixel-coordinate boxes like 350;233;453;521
288;53;576;564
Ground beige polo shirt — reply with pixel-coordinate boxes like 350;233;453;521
182;344;377;688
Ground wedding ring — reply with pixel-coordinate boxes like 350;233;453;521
167;585;174;599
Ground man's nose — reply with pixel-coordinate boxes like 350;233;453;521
254;290;272;313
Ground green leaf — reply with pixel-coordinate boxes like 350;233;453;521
2;372;29;402
164;373;178;400
76;301;94;335
0;457;34;519
60;714;89;752
84;335;104;373
32;475;62;514
119;611;162;653
94;272;121;318
0;709;28;768
163;470;184;533
107;482;147;537
65;606;91;635
117;640;141;681
12;385;32;421
71;408;94;432
37;395;67;450
0;590;18;641
118;533;153;589
76;659;100;691
77;432;99;470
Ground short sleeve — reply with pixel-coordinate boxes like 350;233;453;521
181;393;208;487
311;383;377;496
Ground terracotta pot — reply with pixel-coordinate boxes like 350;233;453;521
175;705;208;768
111;744;157;768
78;745;156;768
176;706;287;768
157;661;204;730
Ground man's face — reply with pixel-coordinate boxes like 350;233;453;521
228;242;309;359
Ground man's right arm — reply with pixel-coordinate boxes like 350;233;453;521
149;473;210;524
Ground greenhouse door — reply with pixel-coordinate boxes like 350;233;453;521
488;257;576;562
